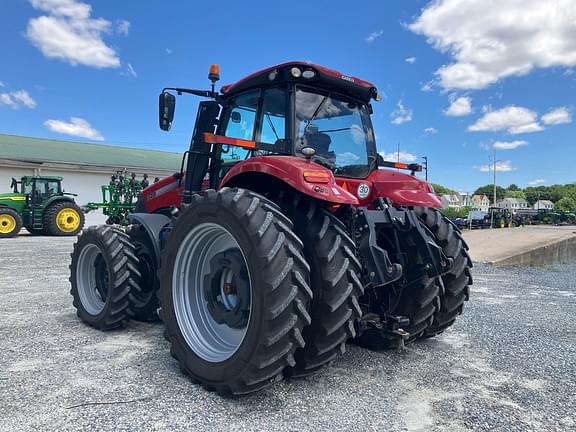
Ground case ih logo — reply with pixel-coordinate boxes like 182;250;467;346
341;75;355;83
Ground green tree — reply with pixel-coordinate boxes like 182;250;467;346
473;184;505;203
431;183;457;195
556;196;576;212
504;190;526;200
507;184;520;191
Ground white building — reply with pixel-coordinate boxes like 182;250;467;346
497;197;529;212
471;194;490;212
440;194;462;209
0;134;182;225
533;200;554;210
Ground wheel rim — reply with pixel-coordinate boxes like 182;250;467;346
173;222;252;363
56;208;81;232
76;244;108;315
0;214;16;234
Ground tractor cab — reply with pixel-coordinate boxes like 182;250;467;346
160;62;380;171
19;176;64;207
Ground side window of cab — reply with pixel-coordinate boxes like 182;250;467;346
222;90;259;161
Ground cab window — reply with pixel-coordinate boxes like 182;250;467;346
259;87;286;144
224;90;258;141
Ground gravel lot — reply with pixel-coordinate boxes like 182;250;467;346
1;234;575;431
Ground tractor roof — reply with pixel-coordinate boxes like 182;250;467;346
22;175;63;181
221;61;379;102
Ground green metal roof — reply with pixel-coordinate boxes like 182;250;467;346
0;134;182;171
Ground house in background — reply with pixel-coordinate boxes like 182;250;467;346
533;199;554;210
440;194;462;209
471;194;490;212
459;192;472;208
497;197;529;212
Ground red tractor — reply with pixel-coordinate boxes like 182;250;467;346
69;62;472;395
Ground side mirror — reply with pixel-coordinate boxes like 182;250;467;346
231;111;241;123
159;92;176;131
376;153;385;166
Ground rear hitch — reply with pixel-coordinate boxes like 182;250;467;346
356;313;410;351
357;205;452;286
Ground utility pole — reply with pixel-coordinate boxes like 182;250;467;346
493;148;497;207
489;149;497;229
422;156;428;181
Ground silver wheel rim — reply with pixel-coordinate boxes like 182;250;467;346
76;244;106;315
173;222;252;363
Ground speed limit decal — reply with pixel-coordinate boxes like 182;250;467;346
357;183;370;199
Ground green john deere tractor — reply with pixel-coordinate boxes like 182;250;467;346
0;176;85;238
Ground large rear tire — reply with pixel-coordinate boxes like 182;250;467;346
272;192;363;378
69;225;141;330
44;201;85;236
159;188;312;396
128;224;160;322
0;208;22;238
415;207;472;337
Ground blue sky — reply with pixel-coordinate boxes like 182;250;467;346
1;0;575;192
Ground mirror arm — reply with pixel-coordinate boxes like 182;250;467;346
163;87;219;100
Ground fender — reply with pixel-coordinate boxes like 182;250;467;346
220;156;359;205
128;213;171;267
45;195;75;207
335;169;442;208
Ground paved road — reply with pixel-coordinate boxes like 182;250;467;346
463;225;576;263
0;235;575;431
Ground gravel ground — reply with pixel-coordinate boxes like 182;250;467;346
0;235;575;431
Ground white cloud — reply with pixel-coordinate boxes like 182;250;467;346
116;19;130;35
44;116;104;140
26;0;121;68
478;160;515;172
421;80;435;92
405;57;416;64
445;96;472;116
390;100;413;125
409;0;576;90
528;178;547;186
337;152;360;163
493;140;527;150
0;89;37;109
379;151;418;163
468;106;543;134
121;63;137;78
365;29;383;43
0;81;4;87
541;107;572;125
424;127;438;134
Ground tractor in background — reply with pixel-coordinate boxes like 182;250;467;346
0;175;84;238
69;62;472;396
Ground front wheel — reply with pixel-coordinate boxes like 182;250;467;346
0;208;22;238
159;188;312;396
69;225;141;330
